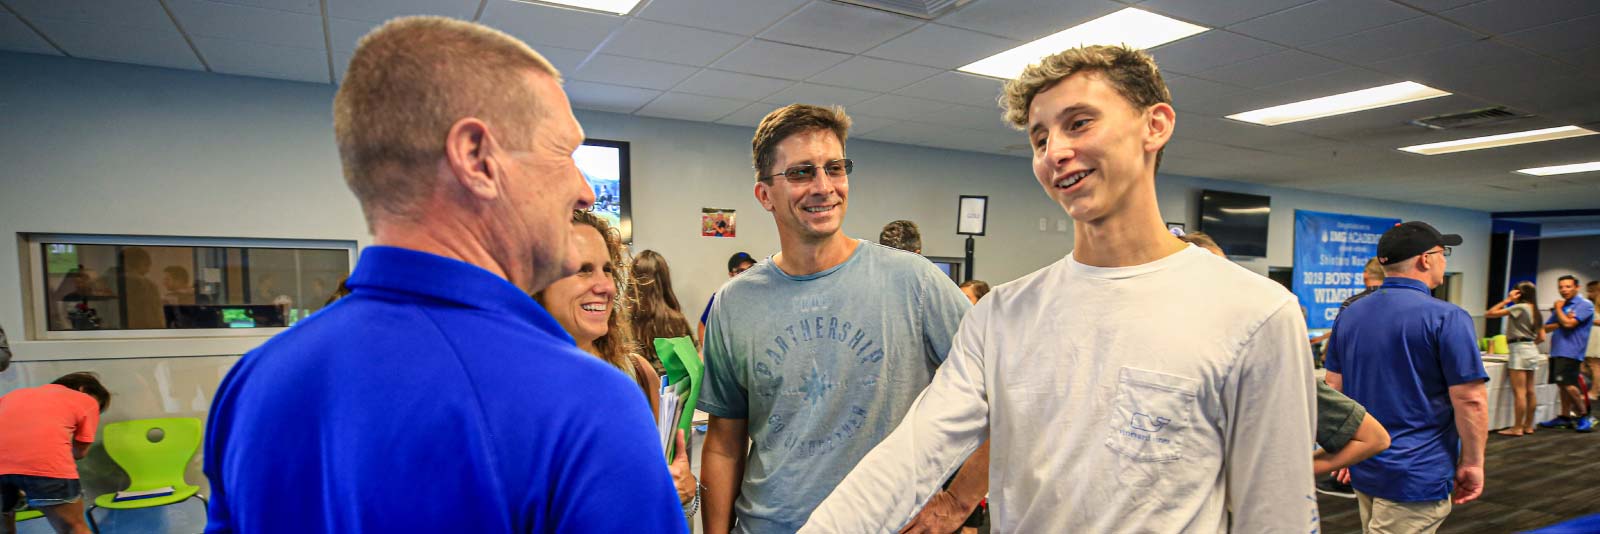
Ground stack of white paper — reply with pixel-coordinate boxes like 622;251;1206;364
657;383;681;454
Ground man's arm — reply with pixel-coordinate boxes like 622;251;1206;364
1313;414;1389;474
72;440;92;460
899;441;989;534
1325;371;1342;392
701;416;748;534
1553;300;1578;328
1448;381;1488;504
1224;301;1319;532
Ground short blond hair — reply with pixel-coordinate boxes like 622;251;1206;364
334;16;558;226
1363;257;1386;282
752;104;852;180
999;45;1170;168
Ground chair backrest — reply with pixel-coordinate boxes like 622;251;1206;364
101;417;202;492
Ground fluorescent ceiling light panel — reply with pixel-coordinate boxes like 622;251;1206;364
1398;126;1598;155
959;8;1208;80
1516;161;1600;176
519;0;641;15
1226;82;1450;126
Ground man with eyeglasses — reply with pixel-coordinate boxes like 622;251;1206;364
699;104;981;534
1324;221;1488;533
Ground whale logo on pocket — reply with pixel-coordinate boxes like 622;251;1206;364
1130;412;1172;433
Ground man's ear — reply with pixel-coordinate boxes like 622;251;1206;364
1145;102;1176;156
754;181;776;212
444;117;501;200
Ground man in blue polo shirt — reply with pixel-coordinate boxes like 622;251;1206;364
203;17;685;533
1325;221;1488;534
1539;275;1596;431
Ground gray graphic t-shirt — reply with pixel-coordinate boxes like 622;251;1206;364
701;240;971;534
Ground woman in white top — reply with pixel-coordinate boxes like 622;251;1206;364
1487;281;1544;436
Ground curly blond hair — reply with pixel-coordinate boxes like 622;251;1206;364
999;44;1170;129
535;210;639;383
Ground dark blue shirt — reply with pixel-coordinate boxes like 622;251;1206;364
1324;277;1487;503
203;246;685;533
1546;295;1594;360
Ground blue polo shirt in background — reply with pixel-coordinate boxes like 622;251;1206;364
204;246;685;533
1547;295;1595;359
1324;277;1488;503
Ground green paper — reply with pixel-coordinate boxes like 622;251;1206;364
655;336;702;461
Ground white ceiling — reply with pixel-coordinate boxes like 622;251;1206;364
3;0;1598;212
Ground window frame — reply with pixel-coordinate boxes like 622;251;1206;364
21;233;357;341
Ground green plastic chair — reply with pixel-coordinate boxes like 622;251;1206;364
86;417;205;532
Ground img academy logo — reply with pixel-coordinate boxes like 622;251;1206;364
756;313;885;460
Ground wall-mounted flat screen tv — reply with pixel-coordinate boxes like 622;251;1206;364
574;138;632;242
1199;190;1270;257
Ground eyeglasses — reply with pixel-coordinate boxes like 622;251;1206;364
1423;246;1452;258
761;159;853;184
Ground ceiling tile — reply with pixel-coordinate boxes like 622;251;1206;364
599;19;746;66
635;0;807;36
1171;84;1286;117
571;54;697;90
1228;0;1421;47
806;56;941;92
710;39;850;80
28;18;204;71
564;80;662;114
326;0;479;22
902;103;1010;132
1301;16;1484;65
761;82;880;107
893;71;1003;107
758;1;921;54
1146;30;1284;75
1400;0;1485;13
636;92;751;121
166;0;325;49
328;17;377;53
538;46;591;75
674;69;793;101
935;0;1123;42
207;0;321;15
4;0;174;30
1163;74;1247;110
1501;14;1600;56
478;0;627;51
1259;68;1403;103
845;114;902;137
194;37;329;83
1137;0;1313;27
0;13;59;55
1194;49;1344;88
863;23;1020;70
1440;0;1600;34
852;94;951;121
716;102;784;127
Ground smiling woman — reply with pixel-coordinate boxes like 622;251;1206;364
533;210;640;386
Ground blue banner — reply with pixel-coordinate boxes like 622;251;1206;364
1294;210;1400;329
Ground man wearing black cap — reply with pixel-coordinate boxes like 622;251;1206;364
1324;221;1488;533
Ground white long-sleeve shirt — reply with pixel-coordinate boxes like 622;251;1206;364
802;246;1319;533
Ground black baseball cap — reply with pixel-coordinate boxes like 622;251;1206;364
727;252;755;272
1377;221;1462;265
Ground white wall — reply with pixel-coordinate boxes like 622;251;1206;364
1535;235;1600;300
2;50;1496;367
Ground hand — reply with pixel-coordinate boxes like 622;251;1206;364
1335;467;1351;485
1507;289;1521;301
1452;465;1484;504
899;490;970;534
670;429;696;506
1556;298;1568;311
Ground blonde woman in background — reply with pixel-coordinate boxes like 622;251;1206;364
534;211;700;516
1486;281;1543;436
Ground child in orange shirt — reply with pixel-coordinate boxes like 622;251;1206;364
0;372;111;534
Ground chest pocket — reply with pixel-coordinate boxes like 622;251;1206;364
1105;366;1198;462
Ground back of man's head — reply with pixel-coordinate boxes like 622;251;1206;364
53;372;111;413
878;220;922;254
334;16;558;228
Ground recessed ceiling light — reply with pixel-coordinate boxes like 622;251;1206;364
1398;126;1597;155
958;8;1208;80
1516;161;1600;176
516;0;641;15
1226;82;1450;126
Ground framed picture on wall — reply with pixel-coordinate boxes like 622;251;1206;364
575;138;633;242
957;195;988;236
